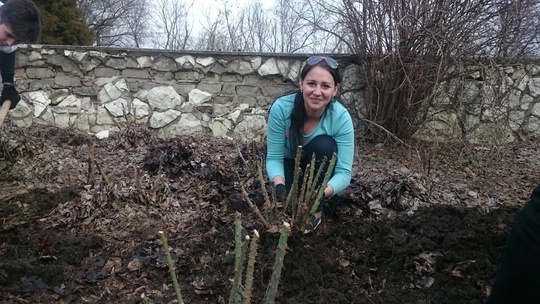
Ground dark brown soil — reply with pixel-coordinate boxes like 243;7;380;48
0;124;538;304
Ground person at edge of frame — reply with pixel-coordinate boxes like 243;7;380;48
0;0;43;111
484;185;540;304
265;55;355;233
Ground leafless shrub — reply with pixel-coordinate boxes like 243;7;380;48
300;0;540;141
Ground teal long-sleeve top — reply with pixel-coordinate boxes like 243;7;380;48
266;92;355;195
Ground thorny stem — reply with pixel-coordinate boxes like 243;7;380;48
133;165;146;205
243;230;259;304
264;222;291;304
87;140;95;185
158;231;184;304
87;139;110;186
240;183;270;229
305;154;317;203
309;153;337;215
257;162;272;214
309;156;327;203
94;157;110;186
294;163;311;224
236;144;255;174
229;213;246;304
287;146;303;214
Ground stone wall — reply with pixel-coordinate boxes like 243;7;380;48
413;63;540;143
7;45;540;143
10;45;358;141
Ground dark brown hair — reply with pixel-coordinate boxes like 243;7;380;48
289;59;342;150
0;0;43;43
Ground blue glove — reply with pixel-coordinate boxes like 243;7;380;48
1;84;20;110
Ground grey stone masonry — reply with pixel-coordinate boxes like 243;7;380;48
7;45;540;143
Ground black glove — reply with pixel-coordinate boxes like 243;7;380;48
314;195;328;212
1;84;20;110
275;184;287;202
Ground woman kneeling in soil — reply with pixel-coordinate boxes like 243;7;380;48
265;56;355;232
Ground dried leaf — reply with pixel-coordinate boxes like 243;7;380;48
127;258;142;272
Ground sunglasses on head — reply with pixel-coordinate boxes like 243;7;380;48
306;56;339;69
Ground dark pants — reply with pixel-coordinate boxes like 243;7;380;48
283;135;337;194
485;186;540;304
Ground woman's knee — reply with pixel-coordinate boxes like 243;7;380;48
303;135;337;160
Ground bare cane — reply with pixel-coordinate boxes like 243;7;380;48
0;100;11;126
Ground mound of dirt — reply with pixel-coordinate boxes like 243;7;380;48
0;124;537;303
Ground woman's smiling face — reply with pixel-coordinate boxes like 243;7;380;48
300;65;339;115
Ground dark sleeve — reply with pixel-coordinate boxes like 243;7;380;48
0;50;16;83
485;185;540;303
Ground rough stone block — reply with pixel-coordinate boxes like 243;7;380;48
122;69;150;79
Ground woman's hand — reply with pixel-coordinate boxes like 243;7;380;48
275;184;287;201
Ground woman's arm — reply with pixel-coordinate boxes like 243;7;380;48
266;100;287;185
327;110;355;195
